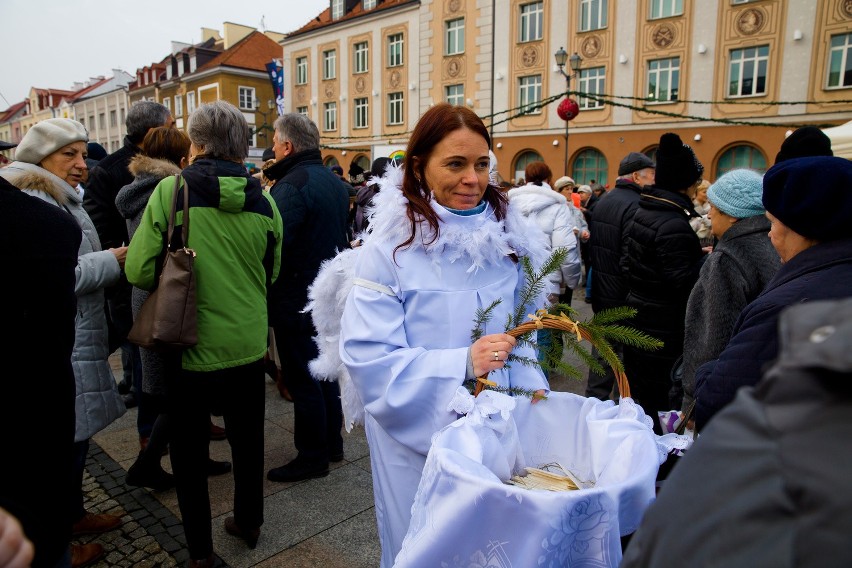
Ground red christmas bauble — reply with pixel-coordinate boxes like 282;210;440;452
557;98;580;121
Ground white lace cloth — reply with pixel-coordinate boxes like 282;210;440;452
396;391;662;568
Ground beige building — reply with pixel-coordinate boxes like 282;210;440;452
284;0;852;184
68;70;135;153
130;23;285;160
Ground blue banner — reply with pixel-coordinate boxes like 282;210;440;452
266;60;284;116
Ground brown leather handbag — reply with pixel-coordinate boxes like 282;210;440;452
128;174;198;351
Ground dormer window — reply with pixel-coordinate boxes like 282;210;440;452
331;0;344;20
363;0;377;8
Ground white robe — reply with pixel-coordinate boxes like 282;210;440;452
340;173;550;567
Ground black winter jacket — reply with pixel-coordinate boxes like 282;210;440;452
267;149;350;324
625;185;703;351
623;298;852;568
694;237;852;428
83;136;138;249
588;178;643;312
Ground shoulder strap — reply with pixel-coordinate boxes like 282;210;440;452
166;174;190;249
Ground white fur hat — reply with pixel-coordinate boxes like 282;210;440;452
15;118;88;165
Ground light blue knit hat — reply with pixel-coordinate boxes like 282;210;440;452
706;169;765;219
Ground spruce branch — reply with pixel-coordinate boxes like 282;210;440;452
471;298;502;342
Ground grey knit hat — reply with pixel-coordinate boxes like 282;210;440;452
707;169;765;219
15;118;88;164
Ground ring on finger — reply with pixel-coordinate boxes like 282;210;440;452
493;351;499;361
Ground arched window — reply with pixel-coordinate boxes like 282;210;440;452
643;145;658;163
354;154;370;172
324;155;340;167
573;148;608;185
717;144;767;176
513;150;543;182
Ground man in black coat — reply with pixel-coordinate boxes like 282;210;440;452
624;134;704;432
266;113;350;482
0;176;82;567
82;101;173;408
585;152;655;400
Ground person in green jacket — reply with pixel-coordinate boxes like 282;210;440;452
126;101;282;567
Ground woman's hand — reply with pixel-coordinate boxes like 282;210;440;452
471;333;516;377
110;246;128;268
0;507;34;568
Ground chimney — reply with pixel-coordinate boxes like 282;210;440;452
200;27;222;44
222;22;254;50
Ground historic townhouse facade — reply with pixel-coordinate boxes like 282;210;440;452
284;0;852;183
68;70;135;153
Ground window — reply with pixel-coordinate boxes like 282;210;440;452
828;33;852;88
323;50;337;80
363;0;377;8
354;97;369;128
99;113;105;129
187;91;196;114
175;95;183;117
578;67;606;109
297;106;309;116
331;0;344;20
647;57;680;102
120;108;125;124
518;75;542;114
445;18;465;55
717;145;767;176
520;2;543;42
296;57;308;85
514;151;543;181
388;33;404;67
238;87;255;110
324;102;337;131
573;148;609;185
579;0;607;32
79;117;85;129
354;42;369;74
388;92;404;125
649;0;682;19
162;98;171;112
445;84;464;106
109;110;117;127
728;45;768;97
89;115;95;128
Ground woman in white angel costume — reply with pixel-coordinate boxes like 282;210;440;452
338;104;549;566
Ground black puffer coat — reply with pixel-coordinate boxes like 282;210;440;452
588;178;642;313
625;186;703;350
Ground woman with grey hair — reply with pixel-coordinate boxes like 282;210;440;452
126;101;283;567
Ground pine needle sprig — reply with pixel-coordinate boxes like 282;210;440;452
510;248;569;329
471;298;503;342
588;306;639;325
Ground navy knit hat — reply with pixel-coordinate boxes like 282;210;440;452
762;156;852;242
707;169;765;219
654;133;704;192
775;126;833;164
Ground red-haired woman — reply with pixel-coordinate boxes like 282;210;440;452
339;104;549;566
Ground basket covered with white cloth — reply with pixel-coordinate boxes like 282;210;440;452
395;389;661;568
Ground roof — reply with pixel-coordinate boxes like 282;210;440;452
0;101;27;122
287;0;418;39
194;31;281;74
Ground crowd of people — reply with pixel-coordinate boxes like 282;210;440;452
1;96;850;568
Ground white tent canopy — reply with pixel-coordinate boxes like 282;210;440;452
823;120;852;159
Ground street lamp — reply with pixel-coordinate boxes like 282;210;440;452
254;98;275;146
555;48;582;176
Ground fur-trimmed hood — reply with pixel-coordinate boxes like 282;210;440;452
508;181;568;217
363;164;550;273
0;161;77;206
115;155;181;220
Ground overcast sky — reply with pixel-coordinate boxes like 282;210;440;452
0;0;330;107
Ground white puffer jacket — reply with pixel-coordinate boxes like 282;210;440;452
508;182;582;293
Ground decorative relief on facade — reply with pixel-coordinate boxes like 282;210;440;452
297;88;306;103
581;35;602;58
324;83;335;99
652;23;676;48
448;0;461;13
521;45;539;67
389;70;402;88
445;57;464;79
355;76;366;94
841;0;852;18
736;8;766;35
